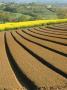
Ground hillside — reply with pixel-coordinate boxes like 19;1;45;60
0;3;67;23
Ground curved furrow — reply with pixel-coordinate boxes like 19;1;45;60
4;32;38;90
31;28;67;38
27;30;67;44
21;30;67;46
18;30;67;55
16;30;67;73
52;25;67;29
6;32;67;90
48;24;67;30
47;26;67;31
16;31;67;57
51;23;67;27
28;29;67;40
11;31;67;79
39;27;67;34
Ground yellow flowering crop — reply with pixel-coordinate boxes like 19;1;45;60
0;18;67;31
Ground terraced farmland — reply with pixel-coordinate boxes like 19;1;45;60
0;23;67;90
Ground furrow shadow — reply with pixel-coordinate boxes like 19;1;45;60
28;29;67;40
21;30;67;46
16;31;67;57
34;28;67;36
38;27;67;34
11;32;67;79
4;32;38;90
47;26;67;31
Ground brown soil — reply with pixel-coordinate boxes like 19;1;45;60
0;23;67;90
0;32;26;90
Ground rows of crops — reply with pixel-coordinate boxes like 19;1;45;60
0;23;67;90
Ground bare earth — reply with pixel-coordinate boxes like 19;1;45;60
0;23;67;90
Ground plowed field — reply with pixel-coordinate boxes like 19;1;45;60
0;23;67;90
